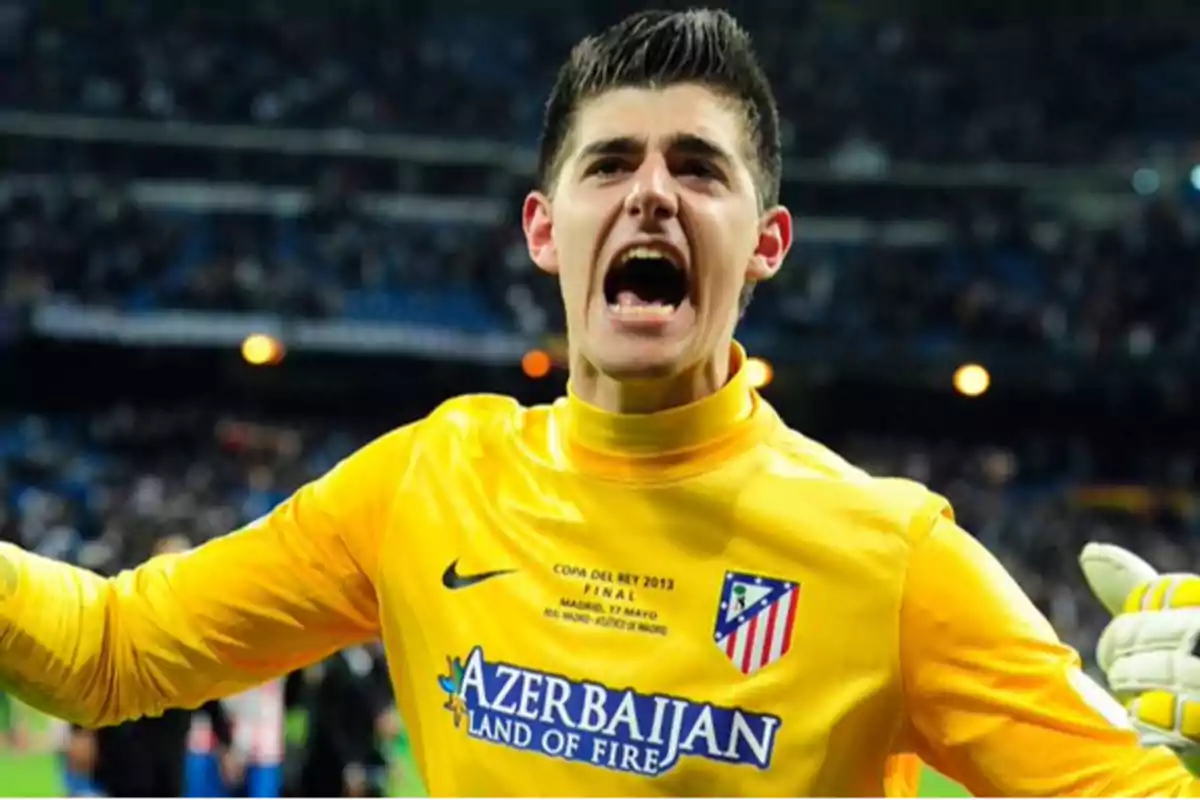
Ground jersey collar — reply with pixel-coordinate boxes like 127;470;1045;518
554;343;774;480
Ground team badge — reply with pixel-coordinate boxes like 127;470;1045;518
713;571;799;674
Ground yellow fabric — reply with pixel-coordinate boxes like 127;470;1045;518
0;344;1195;796
900;512;1199;796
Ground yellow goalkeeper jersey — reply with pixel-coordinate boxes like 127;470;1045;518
0;345;1196;796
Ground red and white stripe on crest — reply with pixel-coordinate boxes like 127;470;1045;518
719;585;798;675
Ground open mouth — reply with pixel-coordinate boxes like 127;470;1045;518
603;246;689;319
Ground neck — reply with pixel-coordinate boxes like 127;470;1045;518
569;348;732;415
555;341;766;476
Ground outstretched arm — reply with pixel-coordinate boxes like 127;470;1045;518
900;505;1200;797
0;426;412;728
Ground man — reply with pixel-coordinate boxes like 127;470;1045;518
0;690;27;752
79;698;231;797
58;721;103;798
185;679;285;797
296;643;395;797
0;9;1197;796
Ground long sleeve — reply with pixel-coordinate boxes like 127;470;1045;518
900;508;1200;797
0;425;413;729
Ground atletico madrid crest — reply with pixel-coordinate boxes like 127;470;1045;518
713;571;799;675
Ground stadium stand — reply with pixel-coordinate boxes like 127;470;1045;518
6;2;1200;161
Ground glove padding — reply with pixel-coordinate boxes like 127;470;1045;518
1081;542;1200;773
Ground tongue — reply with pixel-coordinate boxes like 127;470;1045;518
617;290;667;308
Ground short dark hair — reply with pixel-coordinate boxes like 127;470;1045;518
536;9;782;209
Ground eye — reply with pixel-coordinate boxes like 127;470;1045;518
677;159;722;181
584;158;630;178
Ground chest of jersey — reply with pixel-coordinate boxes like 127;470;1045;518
377;452;911;795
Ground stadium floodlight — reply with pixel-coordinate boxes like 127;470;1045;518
953;363;990;397
241;333;285;366
521;349;552;379
745;357;773;389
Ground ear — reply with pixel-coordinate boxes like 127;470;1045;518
746;206;793;283
522;191;559;276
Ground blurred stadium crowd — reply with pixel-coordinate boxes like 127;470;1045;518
1;4;1199;355
8;178;1200;355
2;0;1200;795
6;2;1200;161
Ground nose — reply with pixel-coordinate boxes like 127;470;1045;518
623;156;678;223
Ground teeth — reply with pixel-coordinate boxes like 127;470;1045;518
612;290;676;314
619;245;678;267
609;303;675;317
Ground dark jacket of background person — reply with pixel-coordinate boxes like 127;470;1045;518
295;644;393;798
82;699;232;797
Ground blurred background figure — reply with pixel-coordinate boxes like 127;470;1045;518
185;679;285;798
295;644;396;798
0;692;29;754
58;722;101;798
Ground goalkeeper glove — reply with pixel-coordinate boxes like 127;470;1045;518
1080;542;1200;775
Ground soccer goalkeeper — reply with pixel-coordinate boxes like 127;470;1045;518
0;9;1197;797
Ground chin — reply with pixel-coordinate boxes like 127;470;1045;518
586;336;695;381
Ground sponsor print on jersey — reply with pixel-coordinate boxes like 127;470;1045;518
437;647;781;777
713;571;799;675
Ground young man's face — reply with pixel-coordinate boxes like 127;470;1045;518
524;83;792;382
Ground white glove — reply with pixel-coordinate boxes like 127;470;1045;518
1080;542;1200;774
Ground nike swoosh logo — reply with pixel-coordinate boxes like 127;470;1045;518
442;560;516;590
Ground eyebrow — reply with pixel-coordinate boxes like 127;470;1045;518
577;133;734;165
